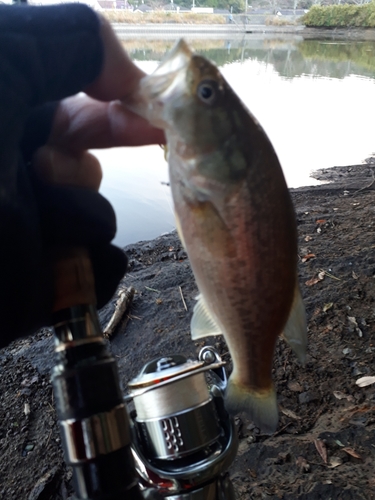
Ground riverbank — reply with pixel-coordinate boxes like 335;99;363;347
112;22;375;41
113;22;304;36
1;163;375;498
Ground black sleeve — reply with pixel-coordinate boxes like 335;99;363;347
0;3;104;157
0;4;117;348
21;102;58;162
0;4;103;107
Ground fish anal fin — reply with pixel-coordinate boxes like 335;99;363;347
282;282;307;365
225;377;278;435
191;294;223;340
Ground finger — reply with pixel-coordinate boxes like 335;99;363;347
34;183;118;245
33;145;102;191
49;95;165;152
85;16;145;102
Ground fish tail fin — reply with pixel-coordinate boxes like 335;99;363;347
225;377;278;434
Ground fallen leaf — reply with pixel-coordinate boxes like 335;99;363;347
316;219;327;224
314;439;328;464
21;376;39;387
305;274;324;286
335;440;345;447
302;253;316;263
304;235;313;242
342;447;362;460
333;391;346;400
296;456;310;472
352;271;359;280
288;381;303;392
356;376;375;387
333;391;354;402
328;456;343;468
348;316;358;327
323;303;333;312
280;407;301;420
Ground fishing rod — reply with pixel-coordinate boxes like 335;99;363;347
51;249;238;499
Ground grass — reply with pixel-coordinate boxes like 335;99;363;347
265;15;297;26
102;10;226;24
302;2;375;28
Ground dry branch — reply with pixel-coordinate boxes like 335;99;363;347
103;286;135;339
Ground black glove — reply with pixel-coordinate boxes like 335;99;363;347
0;4;127;348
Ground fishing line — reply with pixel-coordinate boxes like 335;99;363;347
133;372;209;420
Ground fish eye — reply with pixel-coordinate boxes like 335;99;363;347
197;80;218;105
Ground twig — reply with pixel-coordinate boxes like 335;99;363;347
47;402;54;413
103;286;135;339
272;422;292;437
179;286;188;311
46;429;52;448
145;286;160;293
319;269;341;281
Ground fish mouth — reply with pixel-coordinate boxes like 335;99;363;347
126;39;193;128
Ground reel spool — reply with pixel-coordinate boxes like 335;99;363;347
126;348;238;499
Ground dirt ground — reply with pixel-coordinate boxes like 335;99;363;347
1;163;375;499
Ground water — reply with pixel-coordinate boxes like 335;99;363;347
94;36;375;246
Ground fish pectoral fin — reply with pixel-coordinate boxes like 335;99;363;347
282;282;307;365
225;378;278;435
175;211;187;250
191;294;223;340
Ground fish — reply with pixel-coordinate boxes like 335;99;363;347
129;39;307;434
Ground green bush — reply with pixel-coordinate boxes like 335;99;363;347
302;2;375;28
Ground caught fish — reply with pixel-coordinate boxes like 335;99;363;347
129;39;306;434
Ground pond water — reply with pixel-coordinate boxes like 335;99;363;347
94;35;375;246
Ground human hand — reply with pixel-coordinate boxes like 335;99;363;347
0;6;163;347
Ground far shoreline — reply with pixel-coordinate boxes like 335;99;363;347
112;23;375;40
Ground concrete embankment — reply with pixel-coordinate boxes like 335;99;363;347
113;23;306;38
113;23;375;41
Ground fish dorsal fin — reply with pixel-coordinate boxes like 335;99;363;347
282;282;307;365
191;294;223;340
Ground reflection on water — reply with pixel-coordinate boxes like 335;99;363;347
123;37;375;79
98;36;375;246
